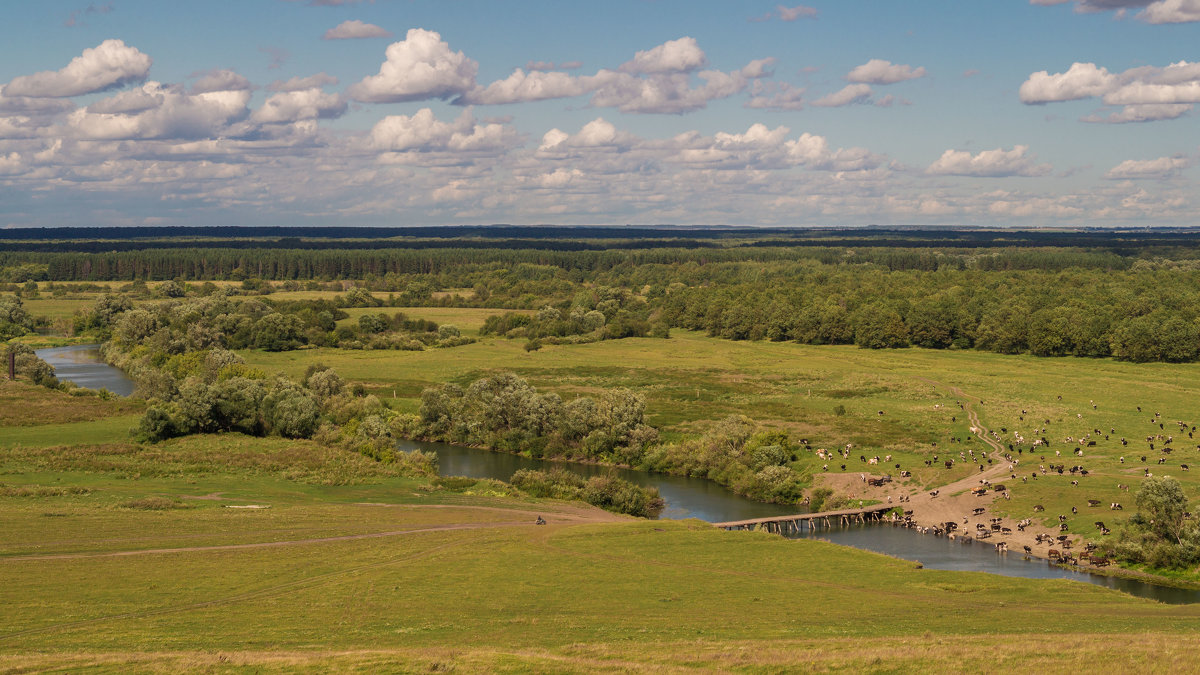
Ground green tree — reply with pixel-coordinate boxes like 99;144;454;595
0;296;33;340
252;313;305;351
261;377;320;438
1135;476;1189;544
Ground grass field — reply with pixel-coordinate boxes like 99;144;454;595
10;296;1200;670
3;426;1200;672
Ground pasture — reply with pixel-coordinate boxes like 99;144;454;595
3;418;1200;672
10;295;1200;669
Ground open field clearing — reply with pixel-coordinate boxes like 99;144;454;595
3;479;1200;670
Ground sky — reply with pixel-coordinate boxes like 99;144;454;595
0;0;1198;229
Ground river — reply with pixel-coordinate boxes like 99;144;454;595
407;439;1200;604
35;344;135;396
27;347;1195;603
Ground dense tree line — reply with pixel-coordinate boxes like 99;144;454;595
658;265;1200;362
11;237;1200;362
0;243;1145;284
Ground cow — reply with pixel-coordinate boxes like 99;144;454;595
1111;503;1123;510
1048;548;1062;560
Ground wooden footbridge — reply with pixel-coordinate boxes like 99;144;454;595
713;503;895;535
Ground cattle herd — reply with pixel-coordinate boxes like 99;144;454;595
850;398;1199;571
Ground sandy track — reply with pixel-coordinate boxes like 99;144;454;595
4;503;624;562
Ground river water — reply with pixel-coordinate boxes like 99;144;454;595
28;348;1194;603
35;344;135;396
410;439;1200;604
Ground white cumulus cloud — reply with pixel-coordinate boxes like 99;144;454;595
65;82;251;140
812;83;873;107
620;37;707;74
324;20;393;40
459;69;589;105
1019;62;1114;103
1031;0;1200;23
252;89;346;124
368;107;520;152
348;28;478;103
1082;102;1192;123
926;145;1052;177
191;69;252;94
1021;59;1200;122
846;59;926;84
268;73;338;92
2;39;151;98
1139;0;1200;23
1105;155;1192;179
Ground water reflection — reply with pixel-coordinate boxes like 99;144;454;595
403;439;800;523
414;438;1200;604
792;522;1200;604
35;344;136;397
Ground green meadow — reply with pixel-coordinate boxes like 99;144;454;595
8;297;1200;670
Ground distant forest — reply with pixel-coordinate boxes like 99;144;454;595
6;226;1200;363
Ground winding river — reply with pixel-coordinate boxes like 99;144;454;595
406;439;1200;604
30;348;1197;603
35;344;135;396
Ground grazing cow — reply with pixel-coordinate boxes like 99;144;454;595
1023;545;1032;554
1034;505;1045;512
973;507;986;515
1049;548;1062;560
1111;503;1123;510
1088;499;1101;507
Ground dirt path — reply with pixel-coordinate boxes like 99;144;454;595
818;380;1080;563
3;503;624;562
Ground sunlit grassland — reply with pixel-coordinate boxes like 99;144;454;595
8;324;1200;669
238;331;1200;516
18;296;96;320
0;380;142;427
2;503;1200;669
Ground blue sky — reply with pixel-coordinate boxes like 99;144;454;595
1;0;1197;228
